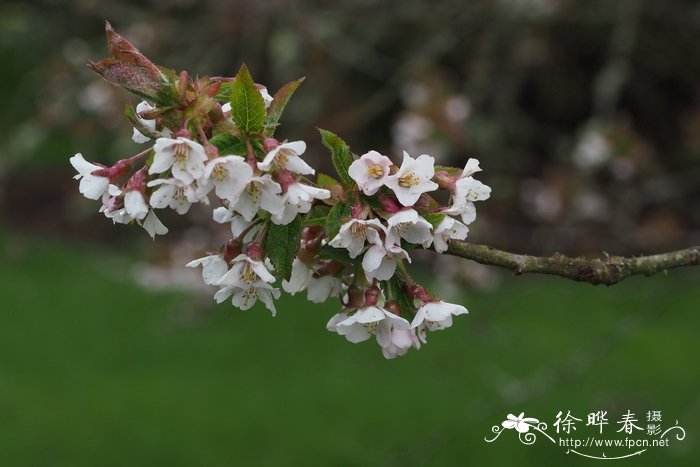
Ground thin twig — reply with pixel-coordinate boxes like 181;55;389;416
443;241;700;285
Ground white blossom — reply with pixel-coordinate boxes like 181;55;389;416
131;101;172;143
386;209;432;246
258;141;314;175
362;240;410;281
70;153;110;200
282;258;342;303
186;254;230;285
212;206;258;239
123;190;149;220
148;178;208;215
149;137;207;184
444;158;491;224
201;155;253;203
410;300;468;343
348;150;393;196
328;218;386;258
431;216;469;252
385;151;439;206
214;254;280;315
272;182;331;225
141;209;169;239
379;327;420;359
232;174;283;221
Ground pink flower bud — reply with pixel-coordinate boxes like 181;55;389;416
378;194;400;213
345;285;364;309
364;285;381;307
224;238;242;264
404;283;430;303
246;242;263;261
384;300;401;316
434;171;457;192
263;138;280;152
174;128;192;139
205;143;220;159
274;169;296;192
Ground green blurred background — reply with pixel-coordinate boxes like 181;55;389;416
1;0;699;465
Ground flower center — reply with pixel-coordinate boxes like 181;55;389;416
465;188;480;201
364;321;380;333
241;287;258;307
394;223;409;236
241;263;258;284
398;171;419;188
367;164;384;179
173;143;190;164
276;149;291;166
247;181;261;202
212;163;228;182
350;222;367;240
174;187;187;205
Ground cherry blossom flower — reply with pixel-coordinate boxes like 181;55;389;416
502;413;540;433
385;209;433;246
282;258;343;303
148;178;208;214
141;209;168;238
186;254;230;285
362;240;411;281
443;158;491;224
431;216;469;253
213;207;258;239
70;153;110;200
348;150;393;196
258;141;314;175
201;155;253;203
379;326;420;359
231;174;283;221
326;306;404;344
385;151;439;206
123;189;149;220
214;254;280;315
328;218;386;258
410;300;468;343
131;101;172;143
149;137;207;184
272;182;331;225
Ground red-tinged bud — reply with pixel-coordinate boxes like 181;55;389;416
434;171;457;192
205;81;221;97
364;285;381;307
378;194;400;213
205;143;220;159
274;169;296;192
263;138;280;152
224;238;242;264
404;283;430;303
384;300;401;316
124;166;149;192
301;226;323;241
177;70;190;100
174;128;192;139
346;285;364;309
246;242;264;260
351;199;365;219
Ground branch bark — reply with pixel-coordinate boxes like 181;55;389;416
444;242;700;285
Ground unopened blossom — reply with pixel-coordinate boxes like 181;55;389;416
186;254;230;285
443;158;491;224
131;101;171;143
385;209;433;246
385;151;439;206
328;218;386;258
348;150;393;196
258;141;314;175
282;258;343;303
362;240;411;281
201;155;253;203
123;189;149;220
410;300;468;343
232;174;283;221
431;216;469;252
148;178;208;214
213;207;258;239
272;182;331;225
149;137;207;184
215;254;280;315
70;153;110;200
141;209;168;238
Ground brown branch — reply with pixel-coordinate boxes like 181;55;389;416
444;242;700;285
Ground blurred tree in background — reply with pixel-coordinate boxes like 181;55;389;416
1;0;699;256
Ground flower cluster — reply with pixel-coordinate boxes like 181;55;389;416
71;23;491;359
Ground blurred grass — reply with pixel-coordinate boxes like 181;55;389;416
0;230;698;466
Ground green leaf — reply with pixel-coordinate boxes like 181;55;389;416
304;205;331;226
435;165;461;176
324;202;351;239
230;64;266;135
264;217;303;281
208;133;246;155
388;276;415;313
423;212;446;228
263;77;305;137
319;245;352;264
319;128;355;186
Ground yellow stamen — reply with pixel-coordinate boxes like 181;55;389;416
398;171;419;188
367;164;384;179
